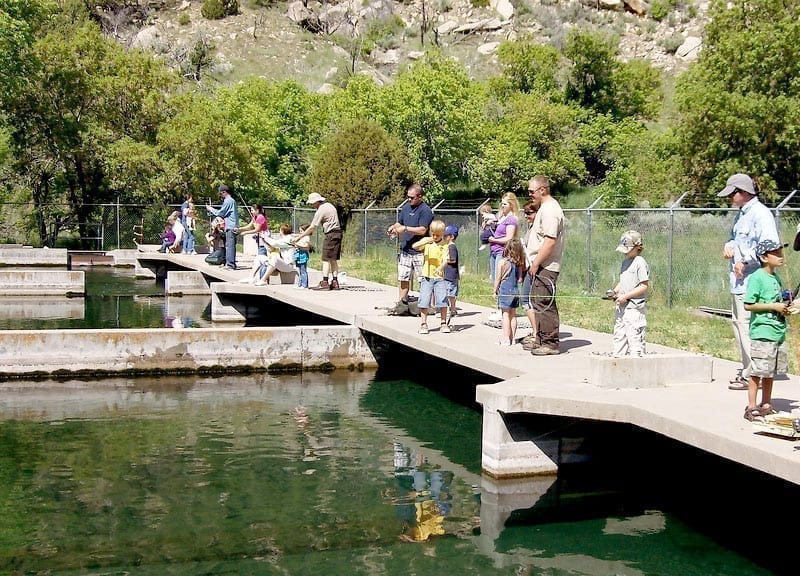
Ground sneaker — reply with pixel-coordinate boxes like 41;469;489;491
531;345;560;356
254;280;266;286
496;340;511;346
521;336;540;351
418;323;429;335
330;278;340;290
440;324;451;333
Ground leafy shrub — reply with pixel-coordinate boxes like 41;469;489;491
649;0;673;21
659;33;684;55
201;0;239;20
178;12;190;25
308;120;414;229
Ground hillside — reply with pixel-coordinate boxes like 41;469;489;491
122;0;709;91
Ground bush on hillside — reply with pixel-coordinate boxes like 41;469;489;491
201;0;239;20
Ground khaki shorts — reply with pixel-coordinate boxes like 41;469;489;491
749;339;788;378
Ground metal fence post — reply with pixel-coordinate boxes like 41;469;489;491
667;193;687;308
585;196;603;292
116;197;120;250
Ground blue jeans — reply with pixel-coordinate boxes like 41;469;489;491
297;262;308;288
183;229;195;253
225;229;237;268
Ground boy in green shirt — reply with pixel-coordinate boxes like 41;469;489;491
742;239;793;421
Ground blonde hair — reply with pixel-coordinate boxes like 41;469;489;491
280;223;292;235
501;192;520;216
429;219;446;237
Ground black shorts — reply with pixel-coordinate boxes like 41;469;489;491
322;229;342;261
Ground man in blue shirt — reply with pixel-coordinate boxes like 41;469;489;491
718;173;779;390
387;184;434;304
207;184;239;270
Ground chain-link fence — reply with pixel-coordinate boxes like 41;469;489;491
4;195;800;311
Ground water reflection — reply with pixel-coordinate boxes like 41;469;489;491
0;372;782;575
0;268;212;330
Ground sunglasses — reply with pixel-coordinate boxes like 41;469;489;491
524;211;536;215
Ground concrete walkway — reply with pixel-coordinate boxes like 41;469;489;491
138;250;800;486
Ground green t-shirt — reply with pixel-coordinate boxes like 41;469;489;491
743;267;786;342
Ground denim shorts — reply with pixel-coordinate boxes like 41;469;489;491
445;280;459;298
418;277;448;310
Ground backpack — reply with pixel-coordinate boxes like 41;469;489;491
205;248;225;265
387;298;420;316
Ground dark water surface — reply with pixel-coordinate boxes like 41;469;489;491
0;268;211;330
0;371;784;575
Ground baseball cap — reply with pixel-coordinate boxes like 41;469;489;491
616;230;643;254
445;225;459;237
218;184;230;193
717;173;757;197
307;192;326;204
756;239;788;257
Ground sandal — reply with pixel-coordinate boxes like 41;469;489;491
744;406;763;422
728;375;749;390
759;403;777;416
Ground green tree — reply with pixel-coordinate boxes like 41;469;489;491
564;29;662;122
382;52;486;198
0;0;54;102
493;40;564;99
308;120;413;229
674;0;800;203
157;92;265;204
1;22;178;246
218;78;327;204
467;92;586;195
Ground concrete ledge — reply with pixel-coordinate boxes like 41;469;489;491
166;271;210;295
0;297;84;320
0;326;377;377
111;249;139;267
0;270;85;295
0;247;68;267
589;352;714;388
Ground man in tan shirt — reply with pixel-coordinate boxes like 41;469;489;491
522;175;564;355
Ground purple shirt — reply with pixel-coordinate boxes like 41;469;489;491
489;215;518;256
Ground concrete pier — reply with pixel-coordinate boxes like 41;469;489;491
0;269;85;296
0;247;68;267
0;326;377;377
166;271;211;295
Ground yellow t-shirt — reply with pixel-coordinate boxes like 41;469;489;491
422;242;447;278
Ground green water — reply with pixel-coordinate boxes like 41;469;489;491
0;372;783;575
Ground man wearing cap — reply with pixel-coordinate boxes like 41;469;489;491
295;192;342;290
206;184;239;270
387;184;434;304
718;173;779;390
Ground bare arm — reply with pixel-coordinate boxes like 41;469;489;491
615;280;649;304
